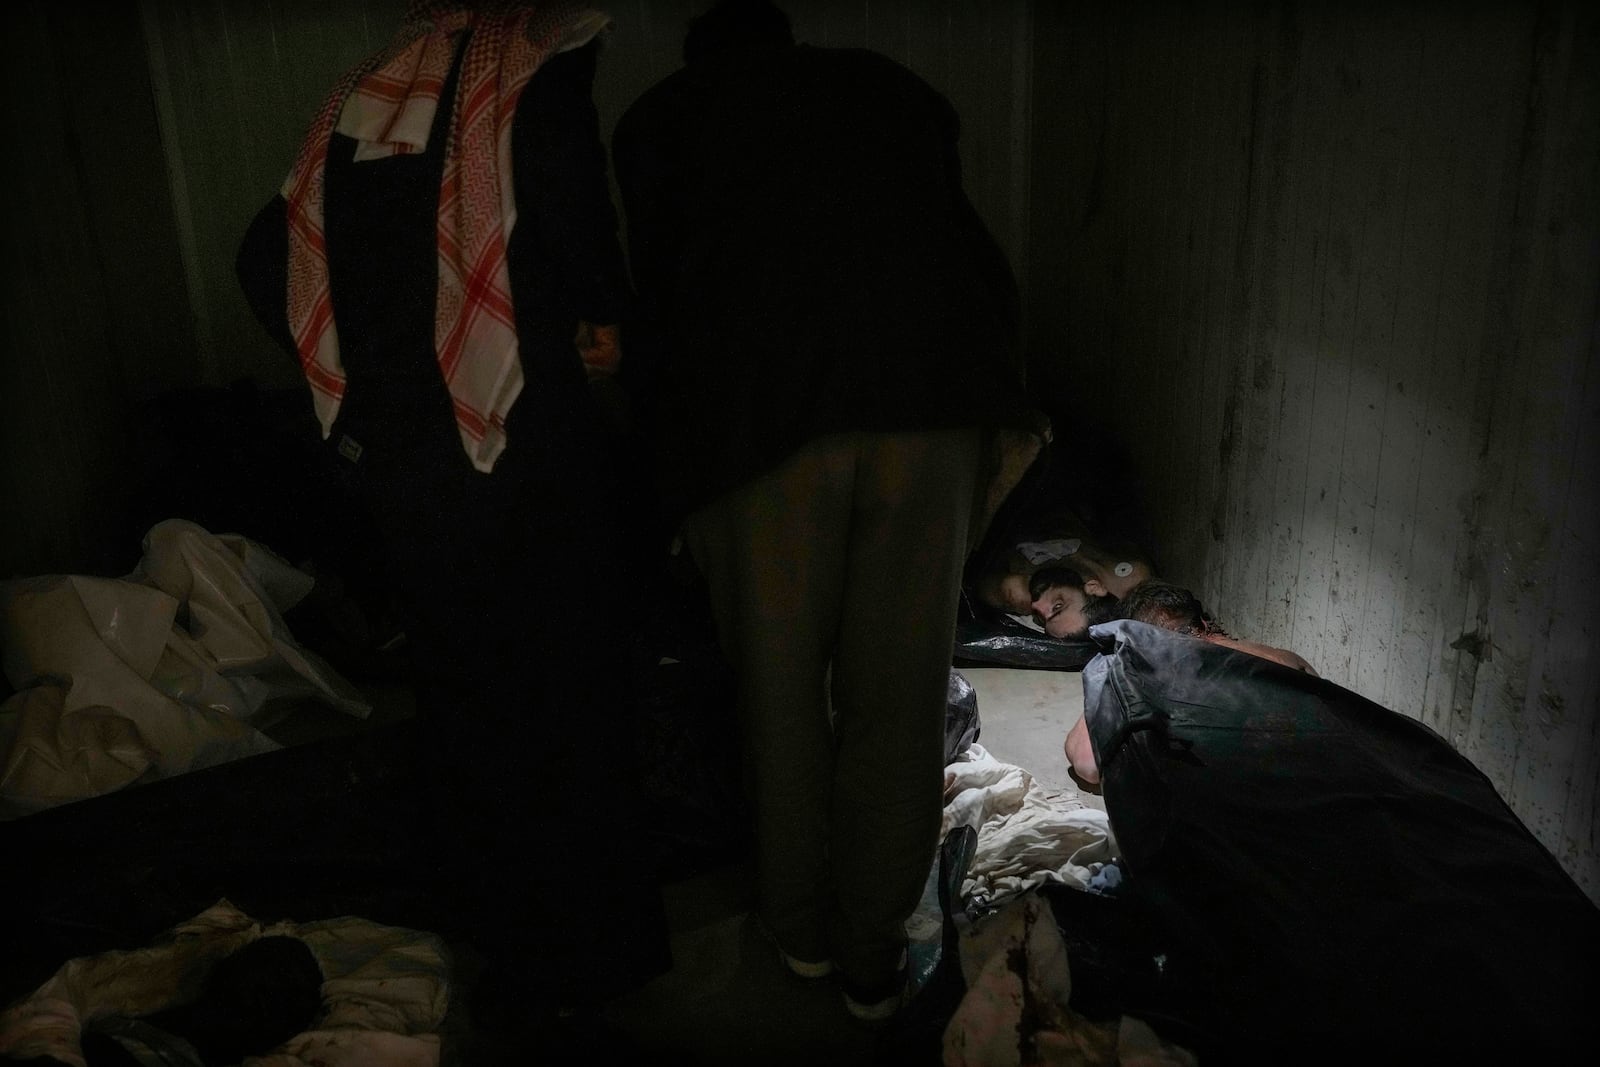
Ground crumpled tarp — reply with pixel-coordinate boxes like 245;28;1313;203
953;615;1098;672
0;519;370;818
942;743;1116;911
0;899;447;1067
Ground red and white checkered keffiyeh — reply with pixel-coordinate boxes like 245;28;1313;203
282;1;609;472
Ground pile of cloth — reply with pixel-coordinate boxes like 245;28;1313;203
0;899;449;1067
0;520;370;818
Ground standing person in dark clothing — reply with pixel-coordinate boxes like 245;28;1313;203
235;0;669;1032
612;0;1028;1022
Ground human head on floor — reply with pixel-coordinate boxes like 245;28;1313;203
1114;578;1222;636
970;530;1157;618
1028;566;1118;640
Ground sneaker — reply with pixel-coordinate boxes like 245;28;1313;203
755;915;834;979
842;983;903;1023
840;950;908;1023
780;950;835;979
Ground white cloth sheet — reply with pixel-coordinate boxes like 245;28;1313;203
943;743;1117;912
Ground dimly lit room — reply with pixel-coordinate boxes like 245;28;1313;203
2;1;1596;1064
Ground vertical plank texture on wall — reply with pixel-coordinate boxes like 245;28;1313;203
1028;1;1599;900
1463;2;1599;869
1;1;197;579
141;0;406;390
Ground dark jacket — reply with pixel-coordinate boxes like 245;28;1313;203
613;42;1027;519
1081;619;1600;1062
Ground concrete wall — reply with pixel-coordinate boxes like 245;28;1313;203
2;2;198;578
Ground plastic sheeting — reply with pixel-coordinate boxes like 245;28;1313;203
944;668;981;763
953;615;1096;672
941;743;1115;911
1081;619;1600;1061
0;520;370;818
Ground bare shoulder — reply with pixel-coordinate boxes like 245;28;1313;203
1214;635;1319;676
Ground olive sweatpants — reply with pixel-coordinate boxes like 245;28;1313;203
683;427;981;991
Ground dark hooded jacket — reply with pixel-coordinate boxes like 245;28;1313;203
613;36;1027;519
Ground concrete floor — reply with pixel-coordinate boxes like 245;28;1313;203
583;664;1089;1067
955;666;1084;793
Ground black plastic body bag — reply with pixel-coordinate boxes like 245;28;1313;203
1080;620;1600;1063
